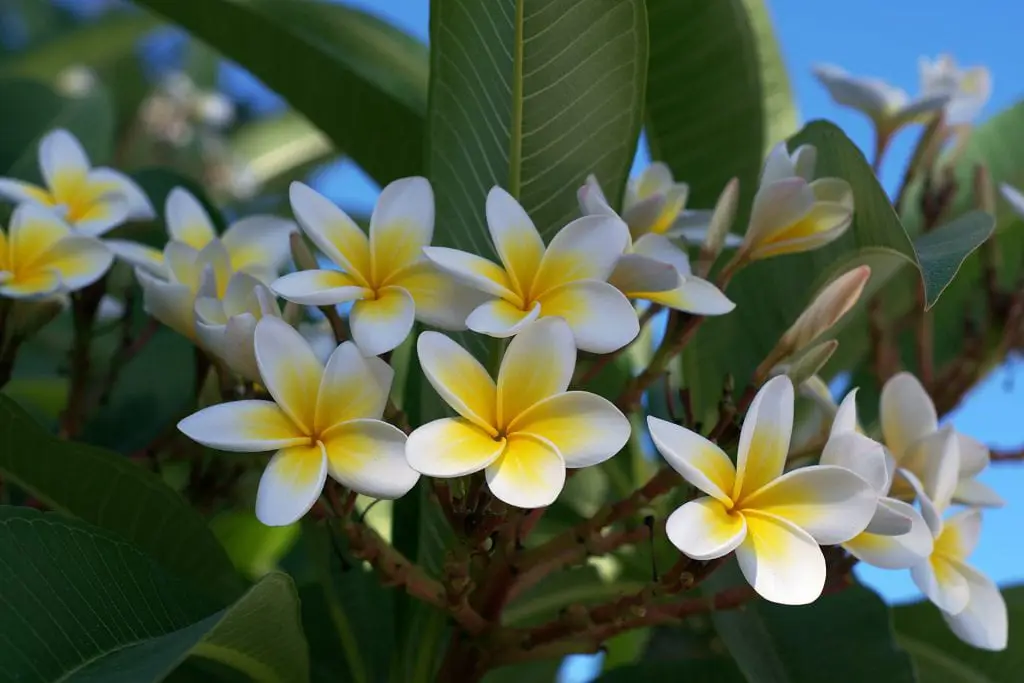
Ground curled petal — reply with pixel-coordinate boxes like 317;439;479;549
323;419;418;499
843;499;933;569
955;432;990;478
137;269;196;340
641;276;735;316
466;299;540;338
666;497;747;561
255;442;328;527
485;434;565;508
864;497;913;536
953;477;1005;508
608;253;679;296
271;269;368;306
819;431;889;495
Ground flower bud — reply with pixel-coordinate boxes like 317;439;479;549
780;265;871;353
697;177;739;274
778;339;839;387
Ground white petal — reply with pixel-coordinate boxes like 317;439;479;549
911;556;970;615
904;427;960;512
254;316;324;433
497;316;575;425
387;261;488;330
811;64;893;116
535;280;639;353
466;299;540;338
630;233;692;276
485;186;545;296
255;442;328;526
864;497;914;536
607;253;679;295
422;246;518;301
323;419;418;499
87;168;156;220
937;508;982;561
578;174;616;217
830;388;859;435
844;499;934;569
406;418;505;477
760;142;799;186
197;312;261;382
819;431;889;495
953;477;1005;508
942;561;1008;651
42;235;114;292
745;178;815;247
271;269;368;306
416;331;497;431
647;416;735;504
289;181;371;284
165;187;217;249
0;179;49;206
740;465;877;545
955;432;990;478
531;214;630;297
642;275;735;316
315;341;389;431
734;375;794;501
221;215;296;275
349;286;416;356
666;497;747;561
105;239;165;276
880;372;938;459
485;434;565;508
897;468;943;538
40;129;90;190
791;145;817;181
178;400;307;452
510;391;630;468
369;176;434;279
736;511;826;606
137;268;196;340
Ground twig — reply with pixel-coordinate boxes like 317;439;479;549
991;447;1024;462
60;278;108;437
617;315;704;410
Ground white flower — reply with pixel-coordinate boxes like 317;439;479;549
819;391;933;569
406;318;630;508
195;273;282;382
179;317;419;526
648;376;877;605
919;55;992;126
881;372;1003;507
812;64;949;134
273;178;482;356
0;129;154;235
739;143;854;261
424;187;639;353
108;186;295;283
900;430;1007;651
0;204;112;299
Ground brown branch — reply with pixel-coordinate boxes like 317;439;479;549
617;315;705;411
60;278;108;437
992;447;1024;462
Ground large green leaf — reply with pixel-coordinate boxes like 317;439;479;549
0;78;115;179
0;395;241;599
228;111;335;193
893;586;1022;683
427;0;647;250
0;508;307;683
645;0;798;210
132;0;427;185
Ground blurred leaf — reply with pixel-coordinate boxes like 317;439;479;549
427;0;648;250
595;659;745;682
211;510;299;580
893;585;1022;683
915;210;994;308
0;13;160;83
645;0;798;211
483;660;562;683
699;564;915;683
132;0;428;185
229;110;335;192
503;566;643;627
0;395;241;600
0;78;115;179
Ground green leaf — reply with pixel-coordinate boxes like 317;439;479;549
132;0;427;185
210;510;299;581
0;395;241;600
0;13;160;83
915;210;995;308
427;0;648;249
595;659;745;682
893;585;1022;683
698;565;915;683
503;567;643;627
228;111;335;192
645;0;798;210
0;78;115;179
0;509;310;683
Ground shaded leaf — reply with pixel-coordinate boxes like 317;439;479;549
427;0;648;250
0;395;241;600
132;0;427;185
228;110;335;192
503;566;643;627
915;210;995;308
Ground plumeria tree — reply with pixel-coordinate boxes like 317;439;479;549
0;1;1020;682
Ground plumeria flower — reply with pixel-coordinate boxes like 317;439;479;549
579;165;742;247
0;129;154;235
0;204;113;299
195;272;281;382
272;179;481;356
648;375;877;605
406;318;630;508
179;317;418;526
812;64;949;137
424;187;638;353
819;391;933;569
108;187;295;283
738;143;854;261
881;372;1003;507
901;430;1007;651
919;55;992;126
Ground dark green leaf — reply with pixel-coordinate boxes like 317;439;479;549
0;395;241;600
595;658;745;682
646;0;798;210
131;0;427;185
483;660;562;683
427;0;648;249
915;211;995;307
503;566;643;627
228;111;335;193
893;585;1022;683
